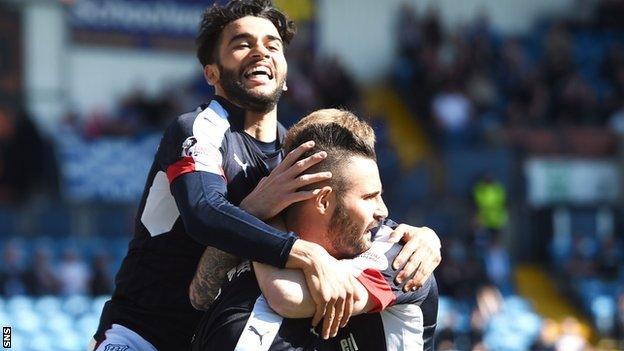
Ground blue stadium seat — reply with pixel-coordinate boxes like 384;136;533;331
591;295;616;335
33;296;62;318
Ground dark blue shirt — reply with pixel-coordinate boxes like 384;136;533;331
191;228;438;351
95;97;298;351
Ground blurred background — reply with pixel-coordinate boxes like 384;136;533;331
0;0;623;350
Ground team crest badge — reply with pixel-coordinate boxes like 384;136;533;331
181;136;198;157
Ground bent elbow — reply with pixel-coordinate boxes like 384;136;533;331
263;280;302;318
189;297;207;311
188;283;210;311
265;290;299;318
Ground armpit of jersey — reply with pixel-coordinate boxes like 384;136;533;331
141;171;180;236
166;101;230;183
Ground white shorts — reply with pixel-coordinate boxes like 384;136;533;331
88;324;158;351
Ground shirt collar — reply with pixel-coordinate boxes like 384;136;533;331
213;95;245;131
208;95;283;146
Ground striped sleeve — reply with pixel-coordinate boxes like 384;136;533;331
347;226;435;311
159;102;229;183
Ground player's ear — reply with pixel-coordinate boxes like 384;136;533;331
314;186;333;215
204;64;219;86
282;81;288;91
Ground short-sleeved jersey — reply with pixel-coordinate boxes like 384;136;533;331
191;227;439;351
94;97;298;351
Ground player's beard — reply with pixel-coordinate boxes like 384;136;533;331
218;63;285;113
328;198;375;259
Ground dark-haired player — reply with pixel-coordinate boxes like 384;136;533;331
92;1;441;350
190;109;438;351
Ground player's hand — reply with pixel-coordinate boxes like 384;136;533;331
286;240;359;339
239;140;332;220
388;224;441;292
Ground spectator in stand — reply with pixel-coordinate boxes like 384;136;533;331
595;0;624;28
608;101;624;135
0;105;49;204
540;22;573;93
531;318;558;351
431;78;474;149
555;317;588;351
0;242;29;296
484;235;513;294
435;311;460;350
312;55;360;109
596;236;622;280
24;246;60;296
396;3;421;58
57;249;91;296
473;174;508;235
469;308;487;350
601;43;624;117
466;68;498;131
438;237;487;301
614;293;624;345
565;234;598;281
476;285;504;322
90;252;113;296
556;73;599;125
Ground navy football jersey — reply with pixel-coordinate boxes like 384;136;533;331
191;227;439;351
94;97;299;350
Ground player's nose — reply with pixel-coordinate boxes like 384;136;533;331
374;198;388;222
250;42;271;59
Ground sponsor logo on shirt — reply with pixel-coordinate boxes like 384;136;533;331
104;344;130;351
181;136;217;159
339;333;359;351
181;136;198;156
248;325;270;345
234;153;249;178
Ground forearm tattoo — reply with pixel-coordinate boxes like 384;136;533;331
189;246;239;310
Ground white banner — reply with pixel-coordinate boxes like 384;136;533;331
525;158;622;206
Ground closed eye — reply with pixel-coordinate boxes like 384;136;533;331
363;191;382;200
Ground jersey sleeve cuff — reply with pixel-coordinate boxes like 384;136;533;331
277;235;298;268
166;156;225;183
356;268;396;313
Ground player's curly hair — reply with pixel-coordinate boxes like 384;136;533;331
283;109;377;195
196;0;296;66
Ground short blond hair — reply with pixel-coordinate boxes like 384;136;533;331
283;109;375;154
283;109;376;195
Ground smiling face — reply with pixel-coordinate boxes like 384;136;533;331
325;156;388;258
205;16;287;112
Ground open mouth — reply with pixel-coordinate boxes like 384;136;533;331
243;64;274;80
364;222;380;238
366;222;379;233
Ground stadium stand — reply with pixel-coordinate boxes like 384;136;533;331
1;1;623;350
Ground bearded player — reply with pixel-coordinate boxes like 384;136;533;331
92;1;441;350
190;109;437;350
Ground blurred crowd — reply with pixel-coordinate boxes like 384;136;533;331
392;3;624;154
0;241;114;297
0;105;57;205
